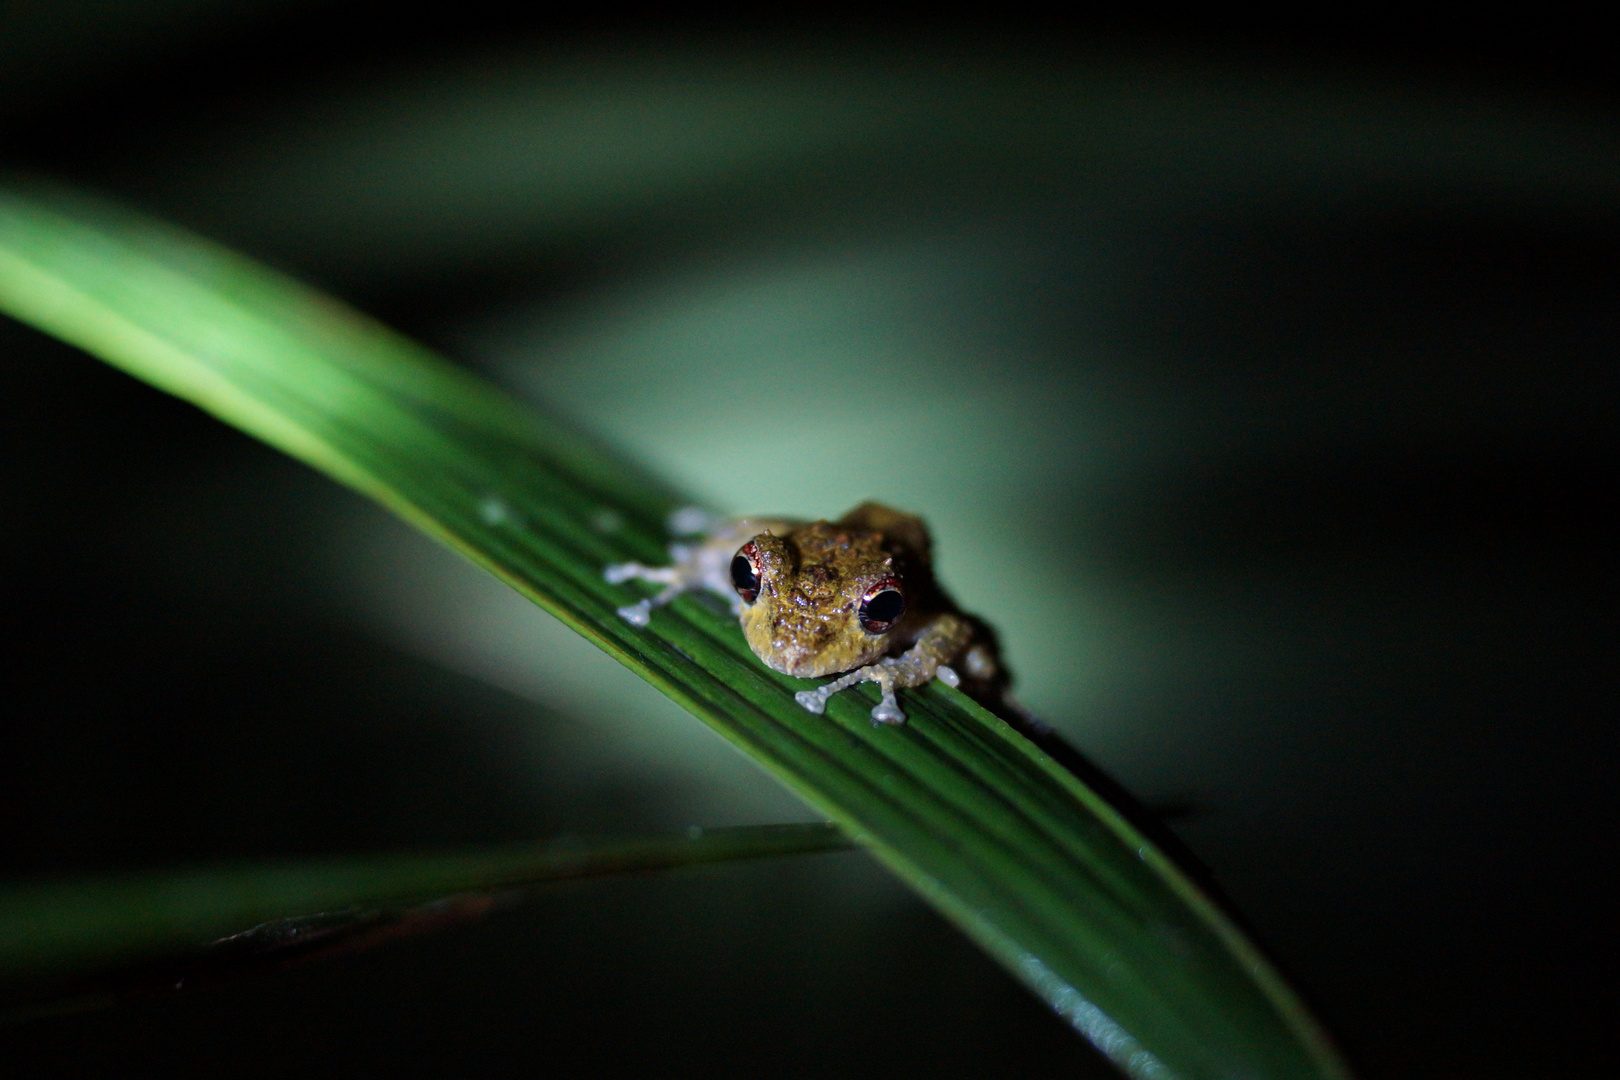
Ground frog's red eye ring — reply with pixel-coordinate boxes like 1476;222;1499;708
858;577;906;633
731;541;762;604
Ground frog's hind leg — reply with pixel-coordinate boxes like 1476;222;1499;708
607;528;754;626
602;561;687;626
604;543;716;625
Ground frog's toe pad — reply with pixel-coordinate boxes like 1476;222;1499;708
794;689;828;715
616;600;653;627
870;694;906;725
935;665;960;688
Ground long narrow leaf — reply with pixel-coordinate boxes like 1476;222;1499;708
0;823;850;1016
0;183;1352;1080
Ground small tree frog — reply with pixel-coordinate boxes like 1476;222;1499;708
605;502;1005;725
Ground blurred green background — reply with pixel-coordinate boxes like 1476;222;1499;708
2;6;1615;1077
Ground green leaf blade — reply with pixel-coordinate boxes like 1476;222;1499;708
0;823;852;1017
0;182;1352;1080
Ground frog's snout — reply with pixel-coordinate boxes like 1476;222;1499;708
741;603;885;679
745;621;834;677
767;645;843;679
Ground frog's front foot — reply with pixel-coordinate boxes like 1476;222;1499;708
869;688;906;725
794;666;908;725
616;598;654;627
793;688;828;714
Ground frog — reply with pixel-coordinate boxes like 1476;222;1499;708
604;502;1004;725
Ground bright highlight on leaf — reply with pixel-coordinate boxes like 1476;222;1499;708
0;183;1354;1080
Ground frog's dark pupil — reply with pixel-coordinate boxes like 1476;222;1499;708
860;589;905;631
730;553;760;603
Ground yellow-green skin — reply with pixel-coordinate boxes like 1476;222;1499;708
740;507;951;678
606;502;1001;724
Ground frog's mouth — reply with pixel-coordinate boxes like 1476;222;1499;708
741;607;887;679
768;650;851;679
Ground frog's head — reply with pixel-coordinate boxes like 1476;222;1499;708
730;522;908;678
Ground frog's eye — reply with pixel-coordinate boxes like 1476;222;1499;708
731;541;762;604
858;577;906;633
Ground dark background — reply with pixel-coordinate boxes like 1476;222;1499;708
2;6;1616;1078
